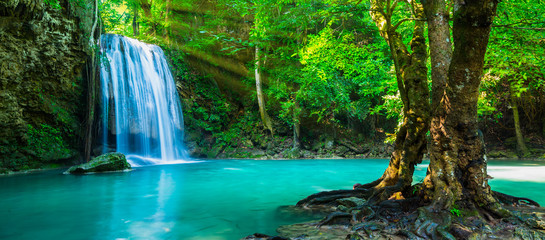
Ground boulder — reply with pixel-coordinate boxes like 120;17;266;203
64;152;131;174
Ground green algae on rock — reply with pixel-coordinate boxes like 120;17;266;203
64;153;131;174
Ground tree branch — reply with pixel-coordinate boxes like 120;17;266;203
493;20;545;27
492;26;545;31
392;18;426;31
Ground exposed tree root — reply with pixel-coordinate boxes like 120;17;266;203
315;212;353;227
494;190;541;207
278;183;545;240
296;189;370;208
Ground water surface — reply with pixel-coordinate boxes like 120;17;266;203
0;159;543;239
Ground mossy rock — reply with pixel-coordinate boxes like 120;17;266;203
487;150;518;159
64;152;131;174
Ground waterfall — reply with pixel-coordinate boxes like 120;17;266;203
99;34;187;166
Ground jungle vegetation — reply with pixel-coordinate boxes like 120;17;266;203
85;0;545;237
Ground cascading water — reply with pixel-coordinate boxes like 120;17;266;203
99;34;187;166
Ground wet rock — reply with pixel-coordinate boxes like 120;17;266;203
64;152;131;174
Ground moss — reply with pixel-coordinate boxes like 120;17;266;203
26;124;74;161
64;152;130;174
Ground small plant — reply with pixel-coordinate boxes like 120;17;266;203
450;206;462;217
412;185;420;195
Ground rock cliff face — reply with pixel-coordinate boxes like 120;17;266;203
0;0;96;170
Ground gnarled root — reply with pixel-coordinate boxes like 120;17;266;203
315;212;354;227
493;191;540;207
414;207;456;240
367;182;409;204
296;189;371;208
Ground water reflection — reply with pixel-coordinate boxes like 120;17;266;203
0;159;543;240
126;170;176;239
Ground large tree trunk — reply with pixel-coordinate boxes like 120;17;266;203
360;0;429;203
510;92;530;157
423;0;451;111
423;0;504;214
255;47;274;135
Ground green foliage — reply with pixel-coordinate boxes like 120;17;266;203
27;124;72;161
101;0;134;35
411;184;421;195
44;0;61;9
296;23;393;123
163;47;235;136
213;111;260;151
37;92;77;138
96;0;545;153
450;204;462;217
481;0;545;122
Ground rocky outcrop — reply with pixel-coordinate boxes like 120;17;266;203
0;0;97;170
64;152;131;174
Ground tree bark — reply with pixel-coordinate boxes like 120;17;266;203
89;0;98;46
423;0;451;111
132;6;139;36
164;0;170;40
255;47;274;135
510;92;530;157
362;0;429;202
293;100;301;149
423;0;504;214
84;0;100;162
84;55;98;162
